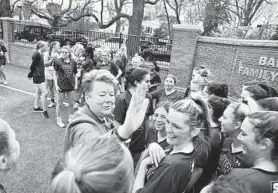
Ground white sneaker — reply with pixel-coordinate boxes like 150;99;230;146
3;81;7;85
48;102;55;108
68;114;74;123
63;102;69;107
57;117;65;128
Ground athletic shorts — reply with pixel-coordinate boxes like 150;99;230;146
33;76;45;84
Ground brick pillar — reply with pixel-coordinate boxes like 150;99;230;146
1;17;13;61
168;24;202;89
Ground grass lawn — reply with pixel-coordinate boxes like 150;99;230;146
0;87;68;193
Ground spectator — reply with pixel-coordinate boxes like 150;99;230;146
44;41;60;108
114;68;153;166
114;52;126;92
51;136;133;193
228;111;278;193
150;74;183;106
133;99;210;193
189;95;230;193
203;83;228;98
0;40;10;85
0;119;20;192
217;102;253;176
184;66;212;98
64;69;150;153
27;41;49;118
54;46;78;128
240;83;278;103
149;61;161;92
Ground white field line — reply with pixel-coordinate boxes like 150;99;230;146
0;85;69;105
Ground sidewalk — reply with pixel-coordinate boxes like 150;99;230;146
1;64;36;94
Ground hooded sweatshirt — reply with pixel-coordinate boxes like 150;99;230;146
64;105;116;153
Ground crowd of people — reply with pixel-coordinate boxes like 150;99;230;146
0;39;278;193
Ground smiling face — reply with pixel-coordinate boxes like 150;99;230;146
218;106;237;134
237;118;262;159
60;47;70;60
165;109;194;146
153;107;168;131
86;81;115;117
164;77;175;90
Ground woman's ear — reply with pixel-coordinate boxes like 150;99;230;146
260;138;272;151
0;155;8;170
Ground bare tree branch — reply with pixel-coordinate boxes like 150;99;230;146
31;8;52;20
144;0;160;5
11;0;21;14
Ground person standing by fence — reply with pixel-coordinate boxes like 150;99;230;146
27;41;49;118
0;40;10;85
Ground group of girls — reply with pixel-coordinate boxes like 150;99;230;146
28;41;96;127
28;42;278;193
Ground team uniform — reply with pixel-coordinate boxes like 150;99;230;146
136;151;196;193
229;168;278;193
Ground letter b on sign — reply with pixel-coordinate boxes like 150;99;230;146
272;181;278;193
259;57;267;66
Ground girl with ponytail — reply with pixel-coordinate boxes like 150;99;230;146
51;136;134;193
228;111;278;193
133;99;210;193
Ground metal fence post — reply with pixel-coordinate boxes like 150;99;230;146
119;33;122;49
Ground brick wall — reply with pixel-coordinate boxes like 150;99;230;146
195;37;278;98
168;25;278;98
10;42;34;67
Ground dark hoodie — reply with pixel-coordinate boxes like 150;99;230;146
64;105;116;153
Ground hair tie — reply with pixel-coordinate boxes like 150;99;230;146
66;166;81;182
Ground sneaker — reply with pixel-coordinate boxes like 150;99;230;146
57;117;65;128
42;111;49;118
3;81;7;85
68;114;74;122
63;102;69;107
48;102;55;108
33;107;43;112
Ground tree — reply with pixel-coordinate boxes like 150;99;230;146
106;0;130;34
165;0;187;24
31;0;100;27
202;0;230;36
226;0;270;26
0;0;12;17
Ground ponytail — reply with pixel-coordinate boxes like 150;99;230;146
51;170;81;193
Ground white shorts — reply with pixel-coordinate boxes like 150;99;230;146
45;69;55;80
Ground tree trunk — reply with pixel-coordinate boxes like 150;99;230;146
115;19;122;34
0;0;12;17
127;0;144;58
163;0;171;37
128;0;144;36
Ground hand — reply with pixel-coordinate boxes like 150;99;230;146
74;85;78;90
118;82;149;139
148;143;165;167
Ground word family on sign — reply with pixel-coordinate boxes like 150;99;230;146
237;57;278;82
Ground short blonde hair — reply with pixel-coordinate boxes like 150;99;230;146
35;41;47;50
51;136;134;193
82;69;118;94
